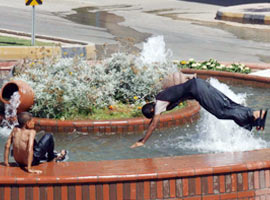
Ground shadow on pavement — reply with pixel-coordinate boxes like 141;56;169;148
179;0;270;6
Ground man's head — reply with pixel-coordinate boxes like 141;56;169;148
142;102;155;119
17;112;33;128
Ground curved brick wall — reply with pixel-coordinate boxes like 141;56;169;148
2;67;270;200
33;100;200;134
181;68;270;88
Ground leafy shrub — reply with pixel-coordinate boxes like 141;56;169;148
13;53;177;119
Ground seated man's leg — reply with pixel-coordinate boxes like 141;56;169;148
32;133;56;165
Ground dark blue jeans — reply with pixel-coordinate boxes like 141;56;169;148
32;133;56;165
156;78;254;130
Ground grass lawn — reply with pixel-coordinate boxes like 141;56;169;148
0;35;55;46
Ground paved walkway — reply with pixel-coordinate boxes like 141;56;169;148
0;1;269;66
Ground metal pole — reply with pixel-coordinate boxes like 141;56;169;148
32;5;35;46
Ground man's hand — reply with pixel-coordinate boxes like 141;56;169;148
130;115;160;149
27;168;42;174
4;162;10;167
130;141;144;148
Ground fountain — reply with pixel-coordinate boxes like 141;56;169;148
0;91;20;137
1;36;270;200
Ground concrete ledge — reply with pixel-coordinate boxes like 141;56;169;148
1;149;270;199
0;45;96;60
216;3;270;25
216;11;269;24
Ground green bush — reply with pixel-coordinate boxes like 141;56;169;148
13;53;177;119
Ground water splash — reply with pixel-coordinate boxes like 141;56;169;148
183;78;267;153
139;35;173;65
0;92;20;137
156;78;268;154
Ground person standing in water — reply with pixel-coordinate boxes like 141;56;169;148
131;73;268;148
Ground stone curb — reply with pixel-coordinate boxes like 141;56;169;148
0;29;96;60
216;10;270;25
0;45;96;60
215;3;270;25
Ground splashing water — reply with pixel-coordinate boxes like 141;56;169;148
0;92;20;137
156;78;268;154
186;78;267;153
139;35;173;65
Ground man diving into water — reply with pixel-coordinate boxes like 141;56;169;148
131;72;268;148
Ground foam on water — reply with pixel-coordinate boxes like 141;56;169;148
157;78;268;154
0;92;20;138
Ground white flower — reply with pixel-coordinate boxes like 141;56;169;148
195;63;200;67
172;60;179;64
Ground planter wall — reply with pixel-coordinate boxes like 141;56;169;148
181;68;270;88
33;100;200;134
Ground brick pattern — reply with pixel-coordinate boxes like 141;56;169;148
180;69;270;88
1;169;270;200
33;100;200;134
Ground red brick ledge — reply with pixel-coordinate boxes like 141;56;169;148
1;148;270;185
0;61;17;71
181;68;270;86
223;62;270;70
33;100;200;133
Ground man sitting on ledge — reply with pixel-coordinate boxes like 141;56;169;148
131;72;268;148
4;112;67;174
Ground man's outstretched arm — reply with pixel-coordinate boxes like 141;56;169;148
130;114;160;148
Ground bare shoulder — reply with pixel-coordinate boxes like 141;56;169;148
13;128;36;140
28;129;36;137
11;127;20;137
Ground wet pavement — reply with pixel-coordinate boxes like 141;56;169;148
0;0;270;63
55;6;151;56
